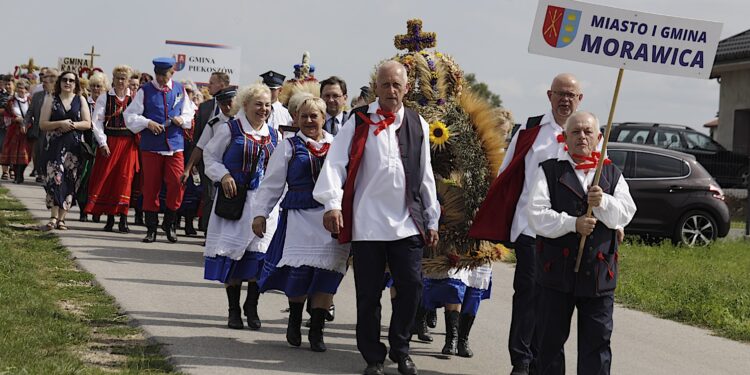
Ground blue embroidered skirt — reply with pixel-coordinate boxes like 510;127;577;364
204;251;264;283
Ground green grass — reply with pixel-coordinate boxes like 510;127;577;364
731;220;745;229
0;186;179;374
617;239;750;342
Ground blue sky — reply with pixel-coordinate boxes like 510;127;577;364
5;0;747;137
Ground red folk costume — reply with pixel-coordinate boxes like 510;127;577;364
85;90;139;215
0;95;32;166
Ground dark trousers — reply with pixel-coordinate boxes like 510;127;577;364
536;287;614;375
509;234;540;366
352;235;424;364
198;172;214;232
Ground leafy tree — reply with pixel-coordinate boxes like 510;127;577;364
465;73;502;108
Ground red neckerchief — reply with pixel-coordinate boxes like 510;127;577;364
572;151;611;171
355;108;396;135
306;141;330;158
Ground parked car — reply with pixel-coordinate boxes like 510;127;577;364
607;142;730;246
607;122;749;188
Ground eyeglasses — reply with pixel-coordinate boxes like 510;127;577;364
552;90;580;99
61;78;76;84
323;94;343;100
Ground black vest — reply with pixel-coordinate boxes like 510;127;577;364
351;106;429;238
536;158;622;297
103;93;133;137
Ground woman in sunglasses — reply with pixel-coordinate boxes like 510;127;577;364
39;72;92;230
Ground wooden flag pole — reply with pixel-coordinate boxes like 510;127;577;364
574;68;625;273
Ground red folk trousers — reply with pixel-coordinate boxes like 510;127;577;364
140;151;185;212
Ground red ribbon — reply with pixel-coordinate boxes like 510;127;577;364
572;151;611;171
556;133;565;143
306;142;330;158
356;108;396;135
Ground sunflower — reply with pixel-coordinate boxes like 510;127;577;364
429;121;451;150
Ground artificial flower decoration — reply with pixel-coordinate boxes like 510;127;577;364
429;121;451;150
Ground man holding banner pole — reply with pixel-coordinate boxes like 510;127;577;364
528;111;635;374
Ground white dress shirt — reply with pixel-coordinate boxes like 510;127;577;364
527;147;637;239
324;111;347;135
313;100;440;241
267;101;292;130
500;111;565;242
91;88;131;147
123;79;195;155
195;111;230;150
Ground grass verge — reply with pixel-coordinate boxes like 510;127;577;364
617;239;750;342
0;186;178;374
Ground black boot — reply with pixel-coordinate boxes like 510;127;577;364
142;212;158;243
226;285;244;329
287;301;304;347
103;215;115;232
309;308;327;352
118;214;129;233
79;211;88;222
162;210;178;243
92;215;101;223
412;306;433;342
184;215;197;236
134;209;144;226
442;310;459;355
243;282;261;330
457;313;476;358
14;165;25;184
427;308;437;328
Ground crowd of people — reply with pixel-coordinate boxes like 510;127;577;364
0;54;636;375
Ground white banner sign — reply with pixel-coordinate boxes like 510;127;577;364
164;40;241;85
58;57;90;74
528;0;723;78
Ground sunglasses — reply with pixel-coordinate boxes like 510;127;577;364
61;77;76;84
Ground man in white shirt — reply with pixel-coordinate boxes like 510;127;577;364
261;71;292;130
123;57;195;243
528;111;635;375
470;73;583;375
313;61;439;375
320;76;349;136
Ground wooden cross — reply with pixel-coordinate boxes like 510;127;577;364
20;58;38;74
394;19;436;53
84;45;100;69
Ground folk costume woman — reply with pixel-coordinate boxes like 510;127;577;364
203;83;280;330
253;97;349;352
0;78;32;183
85;65;136;232
39;71;92;230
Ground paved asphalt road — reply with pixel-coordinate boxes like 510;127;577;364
3;180;748;374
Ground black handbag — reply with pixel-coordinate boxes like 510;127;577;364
214;183;247;220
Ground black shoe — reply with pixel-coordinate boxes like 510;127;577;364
442;310;459;355
510;363;530;375
92;215;101;223
184;216;197;236
226;285;244;329
243;282;261;330
308;308;327;352
363;363;384;375
142;229;157;243
35;176;43;183
326;304;335;322
103;215;115;232
287;301;304;347
162;210;178;243
29;170;36;177
426;308;437;328
79;212;88;222
118;214;130;233
390;355;417;375
457;313;475;358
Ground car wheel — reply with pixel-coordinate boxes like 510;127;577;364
673;210;718;247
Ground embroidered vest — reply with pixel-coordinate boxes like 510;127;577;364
103;93;133;137
139;81;186;152
536;159;622;297
280;136;326;210
221;118;278;190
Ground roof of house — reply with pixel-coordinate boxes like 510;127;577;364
715;29;750;64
